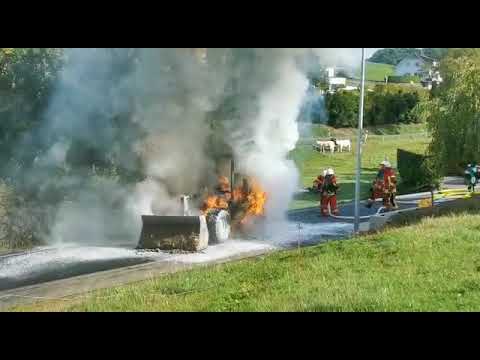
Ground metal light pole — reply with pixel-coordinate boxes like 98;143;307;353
354;48;366;233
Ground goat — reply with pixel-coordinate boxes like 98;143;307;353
315;140;335;154
335;139;352;152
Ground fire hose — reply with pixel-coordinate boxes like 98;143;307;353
328;187;478;221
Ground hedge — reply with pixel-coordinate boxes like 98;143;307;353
325;90;359;128
387;75;421;83
397;148;440;191
325;84;429;128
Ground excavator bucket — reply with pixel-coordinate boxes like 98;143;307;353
137;215;209;252
136;156;236;252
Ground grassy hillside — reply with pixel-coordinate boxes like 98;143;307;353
290;123;430;209
354;62;396;82
13;212;480;312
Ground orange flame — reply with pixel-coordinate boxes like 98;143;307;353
201;177;267;226
232;178;267;225
241;180;267;222
200;195;229;215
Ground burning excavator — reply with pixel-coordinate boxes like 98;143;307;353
136;49;269;251
137;152;267;252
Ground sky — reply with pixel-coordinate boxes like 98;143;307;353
367;48;382;57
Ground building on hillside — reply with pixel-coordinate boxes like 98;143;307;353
325;67;347;93
421;62;443;90
325;67;335;78
395;55;429;77
395;52;443;89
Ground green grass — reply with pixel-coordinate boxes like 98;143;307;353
289;123;430;209
354;62;396;82
367;62;396;82
0;240;33;254
0;242;12;254
13;212;480;312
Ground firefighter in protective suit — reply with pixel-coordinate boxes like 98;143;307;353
313;170;327;212
321;168;339;216
382;161;398;210
312;170;327;193
366;161;386;209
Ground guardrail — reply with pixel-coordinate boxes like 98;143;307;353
369;192;480;232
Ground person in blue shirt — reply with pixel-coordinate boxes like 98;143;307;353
465;163;479;192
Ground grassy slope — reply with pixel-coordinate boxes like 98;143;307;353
14;212;480;312
289;123;429;209
0;241;16;254
352;62;396;82
0;240;36;254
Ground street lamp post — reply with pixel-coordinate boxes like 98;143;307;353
354;48;366;233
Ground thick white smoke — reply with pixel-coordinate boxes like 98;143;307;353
234;56;308;222
33;48;364;246
311;48;382;70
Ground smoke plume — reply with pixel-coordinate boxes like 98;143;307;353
15;48;356;246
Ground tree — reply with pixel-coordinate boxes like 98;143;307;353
0;48;64;166
325;90;359;128
369;48;418;65
369;48;449;65
422;48;449;60
325;84;427;128
417;49;480;174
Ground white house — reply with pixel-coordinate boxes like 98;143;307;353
395;55;429;76
395;53;443;89
325;67;347;92
325;67;335;78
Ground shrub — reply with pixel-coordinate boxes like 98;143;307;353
387;75;421;83
0;181;49;249
325;90;359;128
397;149;441;191
417;49;480;176
325;85;428;128
365;84;428;126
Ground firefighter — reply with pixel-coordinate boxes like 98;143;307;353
313;170;327;213
321;168;339;216
366;161;385;209
312;170;327;193
382;161;398;211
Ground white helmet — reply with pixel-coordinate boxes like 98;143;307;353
380;160;391;168
323;170;327;176
326;168;335;175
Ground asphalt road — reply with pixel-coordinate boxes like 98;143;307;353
288;191;431;225
0;190;436;293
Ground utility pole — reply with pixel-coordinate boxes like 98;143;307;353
354;48;366;234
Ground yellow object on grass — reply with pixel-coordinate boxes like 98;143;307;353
418;198;432;208
417;190;478;208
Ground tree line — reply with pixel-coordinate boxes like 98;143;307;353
324;84;430;128
369;48;449;65
417;48;480;175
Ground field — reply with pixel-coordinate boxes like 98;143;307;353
13;212;480;312
289;123;430;209
366;62;396;81
353;62;396;82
